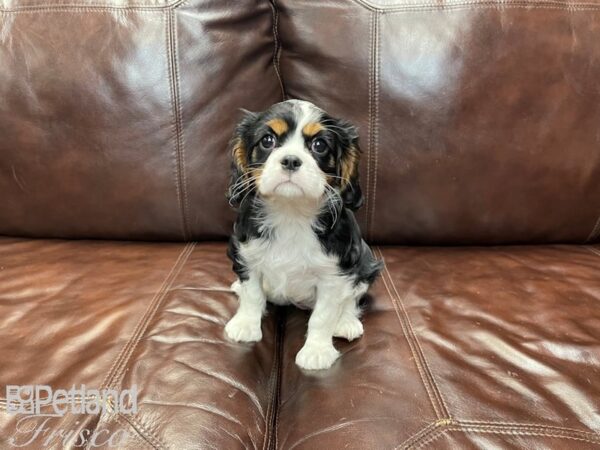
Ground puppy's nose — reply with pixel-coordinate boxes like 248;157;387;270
280;155;302;172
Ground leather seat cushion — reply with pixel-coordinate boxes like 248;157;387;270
0;239;598;448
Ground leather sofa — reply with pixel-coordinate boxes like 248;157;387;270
1;0;599;448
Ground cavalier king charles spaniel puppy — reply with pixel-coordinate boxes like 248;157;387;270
225;99;382;370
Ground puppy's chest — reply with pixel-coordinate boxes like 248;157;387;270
240;224;338;302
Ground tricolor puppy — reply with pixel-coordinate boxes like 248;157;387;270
225;100;382;370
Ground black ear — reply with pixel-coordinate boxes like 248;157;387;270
330;118;363;211
226;110;257;208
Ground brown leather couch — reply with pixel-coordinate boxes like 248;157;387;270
1;0;599;448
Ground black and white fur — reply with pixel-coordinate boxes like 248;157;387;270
225;100;382;370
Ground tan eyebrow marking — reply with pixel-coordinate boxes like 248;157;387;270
232;138;248;172
340;145;360;189
302;122;324;137
266;118;289;136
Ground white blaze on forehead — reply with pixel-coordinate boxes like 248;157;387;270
273;100;322;155
280;99;322;113
257;100;327;200
289;100;323;132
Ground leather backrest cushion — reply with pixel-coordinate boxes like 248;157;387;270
277;0;600;244
0;0;282;240
3;0;600;245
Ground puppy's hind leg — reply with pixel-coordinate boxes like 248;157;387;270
225;272;266;343
333;282;368;341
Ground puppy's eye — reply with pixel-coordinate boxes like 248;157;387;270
260;134;277;150
311;138;328;155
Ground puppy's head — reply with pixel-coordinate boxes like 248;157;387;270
227;100;363;210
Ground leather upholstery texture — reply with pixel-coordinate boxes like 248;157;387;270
3;0;600;244
0;0;282;241
0;239;598;448
277;0;600;244
1;0;600;449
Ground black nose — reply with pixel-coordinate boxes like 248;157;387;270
280;155;302;172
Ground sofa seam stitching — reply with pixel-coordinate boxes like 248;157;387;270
172;7;191;240
399;419;600;449
350;0;600;12
369;10;381;242
99;242;194;390
107;242;194;387
165;8;185;240
583;245;600;257
268;0;286;101
114;412;165;450
458;420;600;433
262;320;278;450
397;420;449;449
378;247;451;419
385;3;600;12
120;412;168;450
415;428;448;448
383;251;451;418
585;216;600;243
455;431;600;440
4;0;600;13
365;11;374;237
378;248;443;420
0;0;184;12
114;418;151;450
263;307;285;450
96;405;149;449
0;7;162;13
166;8;190;240
414;424;600;448
272;308;285;450
99;242;191;389
461;423;600;438
380;275;443;419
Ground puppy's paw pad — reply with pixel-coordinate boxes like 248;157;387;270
333;317;364;341
225;316;262;342
295;344;339;370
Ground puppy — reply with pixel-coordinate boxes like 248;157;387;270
225;99;382;370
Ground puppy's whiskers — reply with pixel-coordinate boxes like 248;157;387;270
322;184;342;229
229;174;260;206
327;174;354;191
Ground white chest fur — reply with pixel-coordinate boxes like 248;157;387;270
239;203;339;307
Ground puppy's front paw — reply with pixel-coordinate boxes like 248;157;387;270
230;280;242;295
295;343;339;370
334;316;364;341
225;315;262;342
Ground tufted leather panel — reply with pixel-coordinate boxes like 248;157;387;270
0;0;282;241
1;239;598;448
2;1;600;448
276;0;600;244
0;239;278;449
275;245;600;448
5;1;600;245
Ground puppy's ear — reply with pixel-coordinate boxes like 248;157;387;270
331;118;363;211
227;110;257;208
